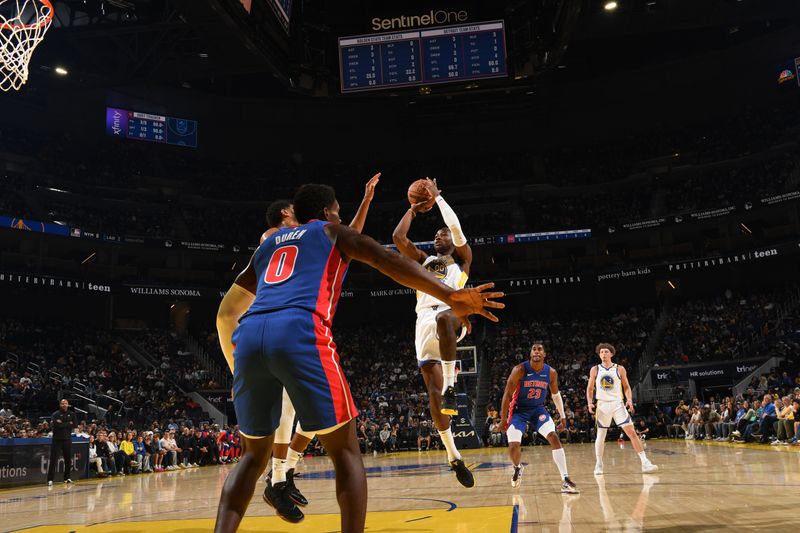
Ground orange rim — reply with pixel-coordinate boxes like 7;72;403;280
0;0;54;31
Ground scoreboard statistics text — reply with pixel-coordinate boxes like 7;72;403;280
339;20;507;93
106;108;198;148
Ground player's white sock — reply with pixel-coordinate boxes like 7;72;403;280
442;360;456;391
638;451;648;464
552;448;568;480
595;428;607;463
286;448;303;472
272;458;287;484
439;427;462;462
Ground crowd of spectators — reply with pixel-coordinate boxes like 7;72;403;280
655;287;796;366
2;105;799;244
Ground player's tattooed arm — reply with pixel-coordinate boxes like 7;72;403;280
349;172;381;234
586;365;597;414
500;364;525;431
392;205;429;263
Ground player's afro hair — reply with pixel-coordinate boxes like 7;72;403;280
293;184;337;224
266;199;292;229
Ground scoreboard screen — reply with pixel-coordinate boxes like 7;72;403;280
106;108;198;148
339;20;507;93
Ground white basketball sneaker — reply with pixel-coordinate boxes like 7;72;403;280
642;461;659;473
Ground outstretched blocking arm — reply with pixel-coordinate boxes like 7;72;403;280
423;179;473;274
216;253;258;371
550;367;566;430
619;366;635;413
500;364;525;431
392;207;429;263
329;223;503;330
348;173;381;233
586;365;597;414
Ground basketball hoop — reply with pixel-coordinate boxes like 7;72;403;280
0;0;54;92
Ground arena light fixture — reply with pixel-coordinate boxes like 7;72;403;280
604;1;618;11
54;66;68;75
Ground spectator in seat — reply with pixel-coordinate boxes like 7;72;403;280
790;399;799;445
151;431;166;471
566;418;579;443
686;407;702;439
134;434;151;472
159;431;177;469
417;420;432;451
636;419;650;441
378;424;391;454
733;401;759;442
194;428;211;465
107;432;128;475
96;431;118;475
757;394;778;444
489;417;505;446
705;405;721;441
179;426;198;467
88;434;107;477
773;396;794;445
668;409;687;438
120;431;138;473
654;412;670;438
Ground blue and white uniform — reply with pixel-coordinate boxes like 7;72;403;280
594;364;632;428
232;220;357;438
506;361;556;442
414;254;468;367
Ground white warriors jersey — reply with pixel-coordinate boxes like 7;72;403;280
595;364;624;403
415;255;468;314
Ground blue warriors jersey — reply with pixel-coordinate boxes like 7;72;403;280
511;361;551;410
241;220;348;328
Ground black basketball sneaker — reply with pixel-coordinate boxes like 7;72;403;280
286;468;308;507
441;385;459;416
263;478;304;523
449;458;475;488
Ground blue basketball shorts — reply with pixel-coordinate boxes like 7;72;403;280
507;406;555;441
231;308;358;438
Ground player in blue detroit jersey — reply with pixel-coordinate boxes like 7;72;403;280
500;343;578;493
213;184;505;533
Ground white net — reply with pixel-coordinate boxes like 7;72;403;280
0;0;53;92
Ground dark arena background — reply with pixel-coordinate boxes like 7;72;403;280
1;0;800;531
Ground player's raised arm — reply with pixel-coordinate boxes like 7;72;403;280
500;364;525;431
392;203;430;264
216;253;257;371
618;365;635;414
329;223;503;329
586;365;597;414
549;367;567;432
423;178;473;274
348;172;380;233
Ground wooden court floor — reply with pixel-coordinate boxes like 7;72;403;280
2;440;798;532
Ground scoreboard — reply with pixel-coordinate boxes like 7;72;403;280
106;108;198;148
339;20;507;93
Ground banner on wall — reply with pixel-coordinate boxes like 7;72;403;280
612;191;800;233
0;438;89;488
650;359;765;383
0;215;70;236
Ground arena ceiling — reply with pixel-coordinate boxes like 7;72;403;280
21;0;800;99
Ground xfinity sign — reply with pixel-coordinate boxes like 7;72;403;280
371;10;468;31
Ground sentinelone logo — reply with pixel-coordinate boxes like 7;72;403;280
372;10;468;31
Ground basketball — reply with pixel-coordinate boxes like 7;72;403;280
408;179;433;207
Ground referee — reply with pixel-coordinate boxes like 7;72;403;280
47;398;77;486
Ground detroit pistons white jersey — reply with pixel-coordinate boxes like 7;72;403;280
415;255;468;314
595;364;624;403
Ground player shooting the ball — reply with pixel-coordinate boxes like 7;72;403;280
392;178;476;487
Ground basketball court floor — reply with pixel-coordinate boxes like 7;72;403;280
2;440;797;532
